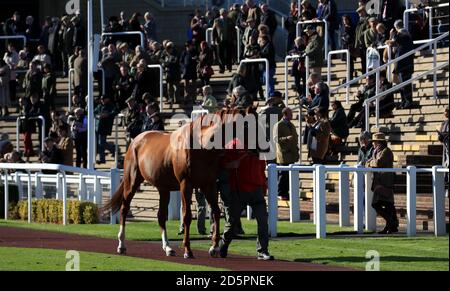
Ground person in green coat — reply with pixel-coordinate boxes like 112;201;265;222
41;63;56;111
23;61;42;99
201;85;218;113
304;25;323;76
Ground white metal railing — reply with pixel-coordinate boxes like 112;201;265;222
296;20;328;60
327;49;350;104
147;64;164;113
101;31;145;48
404;3;449;46
240;58;269;101
266;164;449;238
205;28;213;46
0;35;27;48
364;61;449;132
15;116;46;152
0;163;115;225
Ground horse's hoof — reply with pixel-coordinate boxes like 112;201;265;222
184;252;194;259
117;247;127;255
165;247;176;257
209;246;221;258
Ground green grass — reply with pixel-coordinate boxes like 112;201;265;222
1;220;448;271
0;247;224;271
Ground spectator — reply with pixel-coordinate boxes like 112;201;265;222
73;49;87;98
230;85;253;109
128;12;143;34
47;17;60;68
273;107;299;200
142;103;164;132
114;64;135;110
23;60;42;99
3;12;24;37
40;137;64;166
364;17;379;49
261;93;284;160
70;108;87;168
197;41;214;86
3;43;19;105
438;106;449;196
0;59;11;117
162;42;181;104
100;45;121;99
227;64;248;97
94;95;118;164
118;42;134;64
258;34;276;97
49;111;65;142
28;92;51;137
25;16;41;52
304;25;323;76
213;8;234;74
366;132;399;234
243;34;262;100
143;12;157;42
201;85;218;113
340;15;356;78
299;72;321;103
284;0;299;52
347;74;376;128
309;81;330;111
355;6;369;75
380;0;402;32
57;124;73;166
124;96;143;145
18;97;34;160
180;41;198;103
42;63;56;111
317;0;338;51
69;46;82;71
357;131;373;165
300;0;317;21
289;36;307;95
17;50;29;71
246;0;262;25
133;61;152;104
243;18;258;49
68;94;86;116
330;100;349;143
260;4;277;40
32;45;52;68
0;133;13;156
307;107;331;164
389;20;414;109
59;16;74;78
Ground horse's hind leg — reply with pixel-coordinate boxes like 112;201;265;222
117;164;144;254
158;189;176;257
180;179;194;259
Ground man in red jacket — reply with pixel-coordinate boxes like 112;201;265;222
219;138;274;261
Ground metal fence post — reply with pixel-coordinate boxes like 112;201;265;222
236;26;241;63
432;166;446;236
365;171;377;232
315;165;326;238
94;176;102;205
109;168;121;224
339;164;350;227
289;166;300;222
79;174;87;201
62;171;67;226
3;171;9;220
267;163;278;237
406;166;417;236
27;171;32;223
168;191;181;220
353;165;364;234
35;172;43;199
56;173;62;200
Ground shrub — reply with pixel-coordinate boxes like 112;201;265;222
13;199;99;224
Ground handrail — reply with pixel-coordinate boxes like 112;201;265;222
16;116;46;152
236;26;241;63
101;31;145;48
147;64;164;113
330;32;449;94
327;49;350;104
364;61;449;132
205;27;213;46
239;58;269;101
296;20;328;60
0;35;27;48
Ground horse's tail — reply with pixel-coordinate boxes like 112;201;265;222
102;180;124;215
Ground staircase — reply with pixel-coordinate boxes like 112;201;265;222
1;45;448;231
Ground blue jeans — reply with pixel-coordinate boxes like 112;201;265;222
96;133;115;162
263;68;276;98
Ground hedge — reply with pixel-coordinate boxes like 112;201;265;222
9;199;99;224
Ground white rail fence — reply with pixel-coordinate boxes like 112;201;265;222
267;164;448;239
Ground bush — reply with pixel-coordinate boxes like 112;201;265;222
13;199;99;224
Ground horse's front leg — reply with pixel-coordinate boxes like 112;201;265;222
180;180;194;259
203;185;221;258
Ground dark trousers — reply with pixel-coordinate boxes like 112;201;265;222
399;72;413;106
96;132;115;162
359;47;367;75
217;41;232;72
75;134;87;168
347;99;364;125
223;187;269;254
278;165;289;199
372;201;399;229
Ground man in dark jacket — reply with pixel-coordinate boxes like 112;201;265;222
355;6;369;75
59;16;74;77
284;0;299;53
357;131;373;165
390;20;414;109
124;96;143;147
259;34;276;97
94;96;118;164
114;64;135;110
347;75;376;127
213;9;235;73
71;16;86;48
260;4;278;40
40;137;64;165
304;25;324;76
162;42;181;104
318;0;338;51
142;103;164;132
23;61;43;99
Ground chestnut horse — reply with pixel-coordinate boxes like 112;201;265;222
104;107;257;259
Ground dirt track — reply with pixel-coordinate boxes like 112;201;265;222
0;226;354;271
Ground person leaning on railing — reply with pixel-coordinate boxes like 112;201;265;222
365;132;399;234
